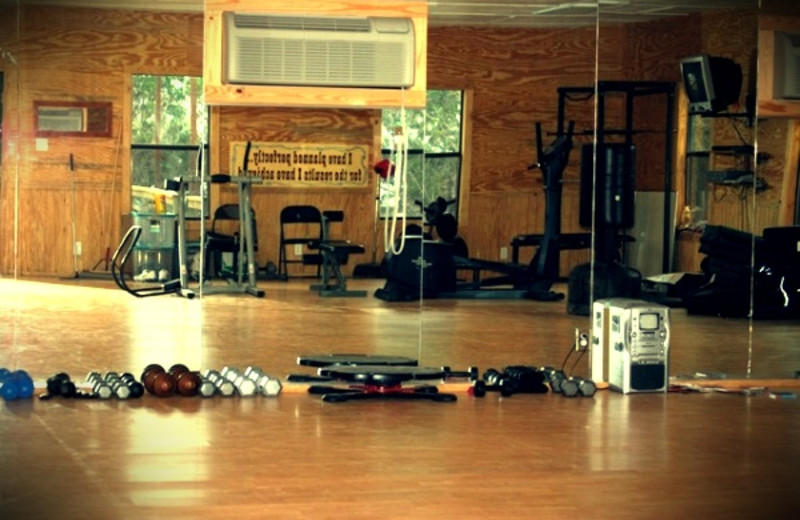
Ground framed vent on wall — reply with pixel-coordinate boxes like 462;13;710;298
774;31;800;99
204;0;428;109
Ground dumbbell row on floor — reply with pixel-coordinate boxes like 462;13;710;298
221;366;282;397
0;368;35;401
40;371;146;400
475;366;550;397
140;364;283;398
10;363;588;401
86;372;147;400
475;366;596;398
141;364;203;397
539;367;596;398
198;366;281;397
34;364;281;400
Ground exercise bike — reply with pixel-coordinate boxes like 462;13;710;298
408;197;468;258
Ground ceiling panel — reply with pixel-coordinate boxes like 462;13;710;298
23;0;756;28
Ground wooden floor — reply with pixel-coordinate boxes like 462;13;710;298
1;276;799;519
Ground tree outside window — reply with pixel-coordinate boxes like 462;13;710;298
380;90;463;220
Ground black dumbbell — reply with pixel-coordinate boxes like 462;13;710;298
483;368;504;386
119;373;145;399
540;367;595;398
540;367;567;393
480;369;515;397
471;380;487;397
440;366;479;382
502;366;548;394
40;372;77;400
565;376;596;397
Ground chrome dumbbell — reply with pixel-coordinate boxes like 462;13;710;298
86;372;113;400
244;366;282;397
221;366;257;397
197;374;217;398
203;369;235;397
103;372;133;400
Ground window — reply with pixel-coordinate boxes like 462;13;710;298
131;74;207;216
380;90;463;219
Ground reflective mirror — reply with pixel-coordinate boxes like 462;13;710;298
420;11;598;372
0;0;19;278
593;0;772;383
7;0;799;388
752;0;800;377
1;0;19;374
675;2;759;379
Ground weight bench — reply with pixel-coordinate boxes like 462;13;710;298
309;210;367;297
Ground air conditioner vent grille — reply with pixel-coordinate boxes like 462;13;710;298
234;14;372;32
236;39;408;87
225;13;415;89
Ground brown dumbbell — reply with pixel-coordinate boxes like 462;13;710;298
175;371;201;397
168;363;190;379
140;363;164;392
149;371;176;397
141;364;176;397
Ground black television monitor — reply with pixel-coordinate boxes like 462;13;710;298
680;54;743;115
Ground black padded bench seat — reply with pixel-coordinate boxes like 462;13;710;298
510;232;634;264
308;239;366;297
314;241;365;257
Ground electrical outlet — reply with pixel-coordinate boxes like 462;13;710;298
575;328;589;352
499;246;508;260
74;241;82;256
294;244;303;255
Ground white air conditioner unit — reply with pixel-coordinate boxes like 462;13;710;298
38;107;85;132
224;13;415;89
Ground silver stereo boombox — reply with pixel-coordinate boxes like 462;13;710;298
591;298;670;394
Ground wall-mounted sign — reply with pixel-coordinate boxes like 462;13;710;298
230;141;369;188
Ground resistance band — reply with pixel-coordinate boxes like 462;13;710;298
383;104;409;255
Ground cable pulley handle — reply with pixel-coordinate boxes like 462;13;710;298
242;141;252;175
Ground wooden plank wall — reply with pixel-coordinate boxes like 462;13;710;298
214;105;381;277
0;4;790;277
427;25;602;269
1;6;203;276
0;1;20;276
